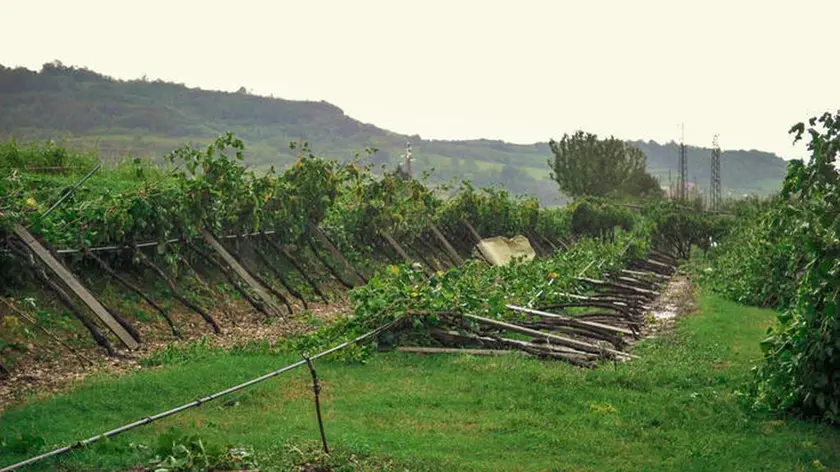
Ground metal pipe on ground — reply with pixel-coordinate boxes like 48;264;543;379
0;317;403;472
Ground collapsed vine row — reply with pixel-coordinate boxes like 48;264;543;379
0;135;711;377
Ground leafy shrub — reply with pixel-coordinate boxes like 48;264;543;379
149;428;258;471
569;198;634;241
707;111;840;423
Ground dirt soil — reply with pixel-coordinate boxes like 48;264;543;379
639;274;696;339
0;298;350;413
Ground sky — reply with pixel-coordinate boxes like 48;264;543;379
2;0;838;159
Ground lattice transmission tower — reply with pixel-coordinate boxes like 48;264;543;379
710;134;722;210
678;124;687;200
401;140;413;178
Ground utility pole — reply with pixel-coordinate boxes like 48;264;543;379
710;134;722;211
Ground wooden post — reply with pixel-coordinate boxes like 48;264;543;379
462;220;496;263
81;243;180;337
201;228;286;318
506;304;634;336
428;223;464;266
462;313;633;360
381;232;412;263
261;234;329;303
307;223;366;286
462;220;483;245
13;224;139;350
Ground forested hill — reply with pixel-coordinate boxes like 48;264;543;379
0;62;789;203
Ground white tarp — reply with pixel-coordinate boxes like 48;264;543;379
473;235;536;266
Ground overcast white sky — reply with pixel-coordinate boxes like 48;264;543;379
2;0;838;158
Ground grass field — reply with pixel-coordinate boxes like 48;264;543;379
2;293;839;471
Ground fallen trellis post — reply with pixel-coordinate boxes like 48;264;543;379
228;236;296;314
414;236;450;270
1;296;94;366
307;237;355;290
13;225;139;350
430;328;596;367
136;250;221;334
252;246;309;310
462;313;634;360
183;241;271;318
506;305;634;336
201;228;287;318
578;277;659;298
11;242;116;356
462;220;483;245
307;223;366;286
406;243;440;275
261;233;329;304
80;242;180;337
397;346;514;356
428;223;464;266
621;269;669;281
381;232;411;263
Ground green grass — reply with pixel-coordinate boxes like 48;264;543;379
2;293;839;471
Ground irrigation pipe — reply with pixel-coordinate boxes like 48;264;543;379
0;316;403;472
40;163;102;220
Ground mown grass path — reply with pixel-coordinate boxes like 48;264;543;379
1;293;839;471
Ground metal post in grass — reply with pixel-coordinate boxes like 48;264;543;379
303;354;330;454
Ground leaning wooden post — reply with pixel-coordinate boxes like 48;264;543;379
381;231;412;264
307;222;366;286
462;220;483;245
306;237;355;290
136;250;221;334
201;228;287;318
261;234;329;303
252;246;309;310
428;223;464;266
13;224;139;350
80;241;180;337
10;241;117;355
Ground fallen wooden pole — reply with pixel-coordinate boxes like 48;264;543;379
506;304;634;336
136;251;221;334
579;277;659;297
428;223;464;266
462;313;634;360
430;328;596;367
308;223;366;286
381;232;411;263
13;225;139;350
186;240;274;318
398;347;514;356
621;269;668;281
462;220;483;245
201;228;287;318
11;242;116;356
307;237;355;290
261;234;329;304
81;243;179;337
252;246;309;310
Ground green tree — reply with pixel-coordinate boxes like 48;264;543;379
548;131;661;199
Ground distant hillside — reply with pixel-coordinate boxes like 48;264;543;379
0;62;789;203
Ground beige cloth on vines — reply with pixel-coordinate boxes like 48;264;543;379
472;235;536;266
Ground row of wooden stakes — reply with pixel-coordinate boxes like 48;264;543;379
401;250;679;367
